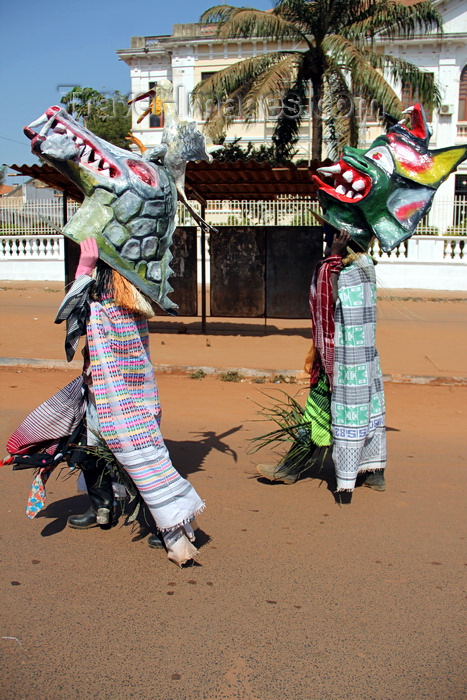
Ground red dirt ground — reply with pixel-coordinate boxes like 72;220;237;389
0;282;466;699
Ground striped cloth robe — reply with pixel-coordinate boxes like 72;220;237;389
86;293;205;534
331;254;386;491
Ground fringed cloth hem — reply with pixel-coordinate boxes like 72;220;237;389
158;503;206;534
334;468;385;493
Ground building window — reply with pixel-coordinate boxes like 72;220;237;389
148;81;164;129
459;66;467;122
401;76;433;121
201;71;217;82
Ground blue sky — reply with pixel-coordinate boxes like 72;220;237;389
0;0;273;180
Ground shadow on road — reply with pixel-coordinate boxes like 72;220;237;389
165;425;243;478
148;319;310;338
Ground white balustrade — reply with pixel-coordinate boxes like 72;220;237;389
0;235;64;260
370;235;467;263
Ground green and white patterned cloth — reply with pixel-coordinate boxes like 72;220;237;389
302;373;332;447
331;254;386;491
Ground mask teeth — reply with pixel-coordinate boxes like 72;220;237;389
28;112;48;129
317;163;342;175
39;114;57;137
49;120;118;179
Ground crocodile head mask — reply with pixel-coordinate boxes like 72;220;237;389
313;104;467;252
25;105;179;313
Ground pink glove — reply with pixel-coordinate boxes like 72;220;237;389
75;237;99;278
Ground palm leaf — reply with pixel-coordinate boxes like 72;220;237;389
321;61;360;158
271;62;309;158
246;52;303;111
377;54;442;110
273;0;318;35
248;389;310;453
323;34;403;117
192;52;299;135
214;7;305;41
200;4;244;24
193;52;293;100
341;0;443;42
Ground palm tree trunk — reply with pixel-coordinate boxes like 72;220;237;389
311;90;323;162
306;48;325;162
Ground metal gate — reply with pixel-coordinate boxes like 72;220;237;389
209;226;323;318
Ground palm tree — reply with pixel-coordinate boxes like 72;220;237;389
193;1;443;160
61;87;106;127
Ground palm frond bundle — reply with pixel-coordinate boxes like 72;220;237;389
249;389;328;474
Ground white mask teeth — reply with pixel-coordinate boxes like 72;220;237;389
28;113;48;129
342;170;354;183
353;179;365;192
81;145;92;162
335;184;347;196
39;114;57;137
317;163;342;175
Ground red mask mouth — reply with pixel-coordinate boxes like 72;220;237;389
313;160;372;202
24;105;121;179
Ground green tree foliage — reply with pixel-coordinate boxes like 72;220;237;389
213;137;297;165
60;88;131;150
194;1;443;160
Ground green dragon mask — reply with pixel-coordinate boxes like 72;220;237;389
313;104;467;252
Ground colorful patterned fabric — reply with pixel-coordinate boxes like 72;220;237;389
55;275;94;361
302;372;333;447
331;254;386;491
309;255;343;388
5;376;85;517
26;468;53;517
7;377;84;457
86;296;205;532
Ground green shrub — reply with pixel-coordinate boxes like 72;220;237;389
252;376;266;384
189;369;206;380
291;211;316;226
271;374;295;384
220;370;243;382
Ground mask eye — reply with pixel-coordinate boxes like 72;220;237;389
364;146;394;175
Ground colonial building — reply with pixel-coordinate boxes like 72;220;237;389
116;0;467;228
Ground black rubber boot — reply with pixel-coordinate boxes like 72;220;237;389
84;465;114;524
67;466;115;529
68;506;98;529
148;533;165;549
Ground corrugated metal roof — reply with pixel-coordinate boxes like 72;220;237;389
9;158;330;203
185;159;327;202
